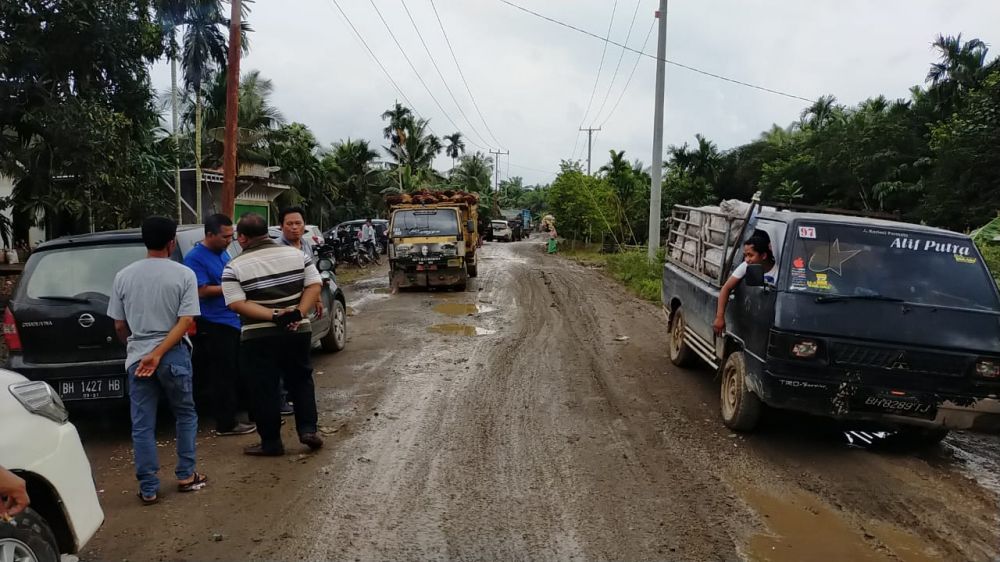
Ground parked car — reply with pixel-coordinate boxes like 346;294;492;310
1;369;104;560
5;226;346;406
269;225;324;248
326;219;389;254
491;220;512;242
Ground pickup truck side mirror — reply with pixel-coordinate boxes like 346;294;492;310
467;220;475;232
744;264;765;287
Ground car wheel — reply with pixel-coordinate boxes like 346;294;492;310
720;351;762;432
668;308;695;367
467;262;478;278
0;508;60;562
320;300;347;353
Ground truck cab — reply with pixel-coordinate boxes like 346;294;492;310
663;202;1000;445
387;195;479;290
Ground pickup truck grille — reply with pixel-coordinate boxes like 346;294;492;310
831;343;967;378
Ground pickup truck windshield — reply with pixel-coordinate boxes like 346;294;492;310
788;224;1000;310
393;209;459;237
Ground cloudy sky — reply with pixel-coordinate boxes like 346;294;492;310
151;0;1000;186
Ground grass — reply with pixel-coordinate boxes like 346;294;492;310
979;242;1000;285
563;243;664;302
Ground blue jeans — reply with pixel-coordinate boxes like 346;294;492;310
128;344;198;497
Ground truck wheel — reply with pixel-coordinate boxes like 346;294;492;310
320;300;347;352
0;508;60;562
720;351;762;432
668;308;695;367
467;262;478;278
880;427;949;450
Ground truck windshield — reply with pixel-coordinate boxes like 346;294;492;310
788;224;1000;311
393;210;459;236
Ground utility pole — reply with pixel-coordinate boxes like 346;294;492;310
221;0;243;219
647;0;668;261
579;127;601;175
489;149;509;194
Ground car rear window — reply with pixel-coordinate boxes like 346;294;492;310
23;243;148;300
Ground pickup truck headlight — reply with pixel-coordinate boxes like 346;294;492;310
975;359;1000;379
791;340;819;359
9;381;69;424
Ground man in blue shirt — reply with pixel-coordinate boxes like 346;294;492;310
184;214;255;436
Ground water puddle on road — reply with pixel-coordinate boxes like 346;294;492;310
431;302;497;317
741;487;939;562
427;323;495;337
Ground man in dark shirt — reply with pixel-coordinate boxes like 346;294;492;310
222;213;323;456
184;214;255;436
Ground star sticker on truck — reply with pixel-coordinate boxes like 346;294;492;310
808;239;862;275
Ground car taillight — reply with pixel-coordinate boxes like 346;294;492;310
3;307;22;352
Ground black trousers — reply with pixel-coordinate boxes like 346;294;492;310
240;332;318;451
194;319;242;431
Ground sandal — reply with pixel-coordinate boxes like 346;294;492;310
177;472;209;492
137;491;158;506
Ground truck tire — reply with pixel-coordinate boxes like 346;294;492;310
320;299;347;353
0;508;60;562
879;427;949;450
467;261;478;278
720;351;762;432
668;308;695;367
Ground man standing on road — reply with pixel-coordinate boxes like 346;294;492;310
360;218;377;259
108;217;208;504
184;214;255;436
223;213;324;456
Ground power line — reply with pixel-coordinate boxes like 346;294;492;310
591;0;643;126
429;0;505;150
399;0;495;151
597;17;655;127
328;0;425;121
576;0;618;130
496;0;813;103
368;0;489;150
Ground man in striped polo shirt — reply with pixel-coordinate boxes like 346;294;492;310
222;213;324;456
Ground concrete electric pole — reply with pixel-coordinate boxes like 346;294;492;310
579;127;601;175
647;0;668;261
489;149;509;193
221;0;243;219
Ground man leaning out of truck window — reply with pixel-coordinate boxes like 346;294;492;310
713;231;778;335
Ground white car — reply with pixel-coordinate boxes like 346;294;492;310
265;225;324;249
0;370;104;561
491;220;513;242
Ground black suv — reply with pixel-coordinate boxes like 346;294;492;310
3;226;204;403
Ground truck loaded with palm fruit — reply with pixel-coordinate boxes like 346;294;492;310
386;190;480;290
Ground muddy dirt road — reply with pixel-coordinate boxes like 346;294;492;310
79;241;999;561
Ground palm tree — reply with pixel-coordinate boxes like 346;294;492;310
444;132;465;170
154;0;191;222
926;34;994;111
386;118;443;191
324;138;382;219
381;102;414;148
182;0;228;220
200;69;285;167
800;95;839;131
450;152;493;194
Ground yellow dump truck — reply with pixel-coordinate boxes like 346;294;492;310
386;190;479;290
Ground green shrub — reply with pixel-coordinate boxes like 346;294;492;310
605;251;664;302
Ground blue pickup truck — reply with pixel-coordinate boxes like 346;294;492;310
662;200;1000;446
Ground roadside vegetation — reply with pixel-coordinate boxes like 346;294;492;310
562;246;664;302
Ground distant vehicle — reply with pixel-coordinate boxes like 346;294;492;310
266;224;322;248
386;190;479;290
491;220;513;242
1;368;104;560
326;219;389;255
662;197;1000;447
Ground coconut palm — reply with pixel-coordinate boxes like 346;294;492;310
381;102;414;148
199;69;285;167
385;118;443;191
799;95;840;131
182;0;228;220
324;138;383;219
450;152;493;194
444;132;465;170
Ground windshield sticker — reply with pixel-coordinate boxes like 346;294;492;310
954;254;978;264
393;228;402;236
890;237;972;256
863;228;911;238
790;257;808;290
808;239;862;276
798;226;817;239
807;273;832;290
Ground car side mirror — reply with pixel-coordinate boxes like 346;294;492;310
744;264;765;287
467;220;475;232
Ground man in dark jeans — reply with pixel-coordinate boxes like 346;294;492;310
184;214;255;436
222;213;323;456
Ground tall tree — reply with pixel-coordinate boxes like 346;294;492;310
323;138;383;221
450;152;493;194
154;0;191;221
444;132;465;170
182;0;228;220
